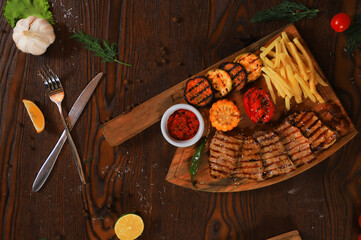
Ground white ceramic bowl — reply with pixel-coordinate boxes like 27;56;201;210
161;104;205;148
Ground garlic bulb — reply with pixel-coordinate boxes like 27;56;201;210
12;16;55;55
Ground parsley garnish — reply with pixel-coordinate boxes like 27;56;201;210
345;14;361;54
250;1;319;23
70;31;131;66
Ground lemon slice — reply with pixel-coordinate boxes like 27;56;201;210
114;214;144;240
22;99;45;133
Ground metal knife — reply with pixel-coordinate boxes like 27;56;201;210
32;72;103;192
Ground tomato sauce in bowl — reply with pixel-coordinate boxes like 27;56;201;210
161;104;205;148
167;109;199;140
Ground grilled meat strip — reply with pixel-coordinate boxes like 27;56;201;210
209;131;243;179
288;111;337;152
316;102;350;136
232;136;264;181
254;131;295;178
275;119;316;167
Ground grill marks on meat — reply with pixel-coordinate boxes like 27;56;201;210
316;102;350;136
254;131;295;178
207;111;339;181
275;120;315;167
288;111;337;152
209;131;243;179
232;137;264;181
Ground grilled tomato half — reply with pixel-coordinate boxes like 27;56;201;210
243;87;274;123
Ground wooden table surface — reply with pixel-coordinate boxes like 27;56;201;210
1;0;361;239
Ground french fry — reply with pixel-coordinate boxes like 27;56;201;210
293;38;313;71
262;67;286;98
294;74;316;102
262;31;327;108
314;91;325;103
281;31;290;44
309;71;316;94
261;36;282;58
285;64;302;103
279;39;288;54
261;55;275;68
285;97;291;110
263;74;276;104
260;47;276;57
263;67;292;97
315;71;328;86
287;42;309;80
282;51;301;76
274;40;281;68
280;65;286;79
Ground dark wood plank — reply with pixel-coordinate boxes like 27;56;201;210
0;0;360;240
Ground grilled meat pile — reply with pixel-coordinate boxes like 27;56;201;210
209;110;340;180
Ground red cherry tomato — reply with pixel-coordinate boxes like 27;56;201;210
330;13;351;32
359;234;361;240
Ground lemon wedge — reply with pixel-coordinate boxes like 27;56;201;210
114;214;144;240
22;99;45;133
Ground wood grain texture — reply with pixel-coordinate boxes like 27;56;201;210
0;0;360;240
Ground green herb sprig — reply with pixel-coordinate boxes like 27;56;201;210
250;1;319;23
70;31;131;66
345;14;361;54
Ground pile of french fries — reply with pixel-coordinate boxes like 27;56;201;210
260;31;327;110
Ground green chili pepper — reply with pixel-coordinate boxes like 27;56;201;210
190;137;207;188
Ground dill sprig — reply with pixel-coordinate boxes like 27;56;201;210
250;1;319;23
70;31;131;66
345;14;361;54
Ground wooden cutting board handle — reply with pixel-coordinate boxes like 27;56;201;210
267;230;302;240
102;81;186;146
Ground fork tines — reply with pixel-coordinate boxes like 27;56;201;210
38;66;63;92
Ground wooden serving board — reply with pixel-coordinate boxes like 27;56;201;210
164;24;358;192
101;25;299;146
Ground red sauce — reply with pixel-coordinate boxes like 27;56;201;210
243;87;274;123
167;109;199;140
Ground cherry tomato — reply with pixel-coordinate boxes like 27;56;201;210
330;13;351;32
359;234;361;240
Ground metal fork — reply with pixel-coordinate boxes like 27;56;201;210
38;66;86;184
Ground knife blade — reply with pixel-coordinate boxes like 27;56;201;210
32;72;103;192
